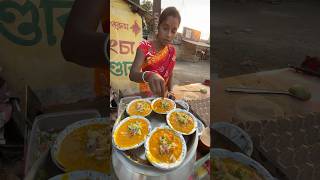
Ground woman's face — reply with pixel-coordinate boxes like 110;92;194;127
157;16;180;45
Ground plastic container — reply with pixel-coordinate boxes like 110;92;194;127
25;110;101;175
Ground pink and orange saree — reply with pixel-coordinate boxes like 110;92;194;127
138;40;176;97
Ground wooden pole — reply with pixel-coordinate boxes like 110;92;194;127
152;0;161;39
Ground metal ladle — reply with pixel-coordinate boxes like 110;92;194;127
225;85;311;101
180;88;208;94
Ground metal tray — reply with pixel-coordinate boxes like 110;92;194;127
113;97;200;168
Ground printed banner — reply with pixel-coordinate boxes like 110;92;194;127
110;0;142;96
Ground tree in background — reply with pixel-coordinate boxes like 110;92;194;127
141;0;152;12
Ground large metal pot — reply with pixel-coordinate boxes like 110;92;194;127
112;129;198;180
111;97;202;180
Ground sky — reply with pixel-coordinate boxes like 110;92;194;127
140;0;210;40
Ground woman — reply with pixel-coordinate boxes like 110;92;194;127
129;7;181;98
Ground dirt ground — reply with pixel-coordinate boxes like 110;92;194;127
173;60;211;85
212;0;320;78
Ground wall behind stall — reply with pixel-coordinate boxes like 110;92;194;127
0;0;95;107
175;42;197;61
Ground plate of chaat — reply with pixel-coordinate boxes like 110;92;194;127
166;108;197;135
126;99;152;117
151;98;176;114
112;116;151;151
145;125;187;170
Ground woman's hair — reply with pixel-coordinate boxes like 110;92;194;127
158;7;181;26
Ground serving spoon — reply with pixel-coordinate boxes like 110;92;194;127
180;88;208;94
225;85;311;101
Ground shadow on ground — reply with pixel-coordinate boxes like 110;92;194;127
212;0;320;78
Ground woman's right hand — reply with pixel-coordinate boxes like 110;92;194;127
146;72;166;97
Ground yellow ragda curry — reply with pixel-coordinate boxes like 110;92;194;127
57;124;108;173
113;117;150;149
147;128;183;164
212;158;265;180
127;99;152;117
168;111;195;135
152;98;175;114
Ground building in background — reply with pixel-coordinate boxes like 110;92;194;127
174;27;210;62
183;27;201;42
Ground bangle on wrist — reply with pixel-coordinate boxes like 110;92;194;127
142;71;151;82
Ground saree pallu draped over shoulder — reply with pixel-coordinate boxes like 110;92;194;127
138;41;176;97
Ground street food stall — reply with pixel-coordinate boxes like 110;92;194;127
23;81;211;180
108;0;212;177
21;0;213;178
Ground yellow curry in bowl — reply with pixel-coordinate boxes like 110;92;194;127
212;158;265;180
145;126;186;170
113;116;151;150
56;123;108;173
166;109;197;135
126;99;152;117
151;98;176;114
